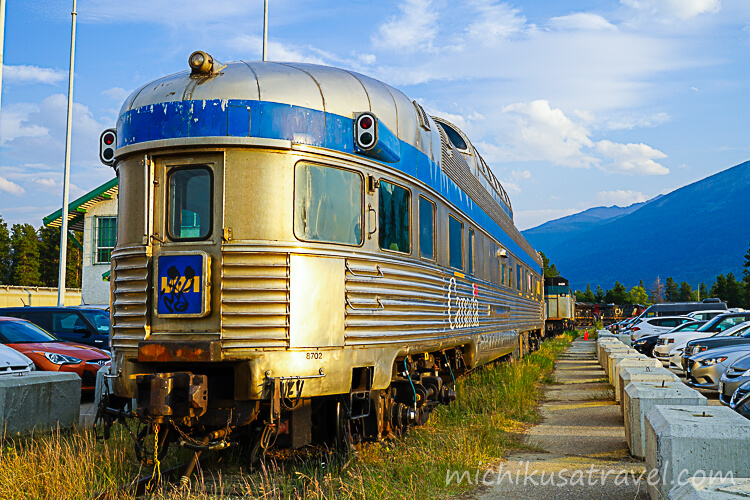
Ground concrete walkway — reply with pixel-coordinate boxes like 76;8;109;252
479;339;648;500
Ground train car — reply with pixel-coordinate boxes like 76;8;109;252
544;277;575;336
96;52;544;464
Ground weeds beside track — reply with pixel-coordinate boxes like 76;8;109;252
0;333;576;500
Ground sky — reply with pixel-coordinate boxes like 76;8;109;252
1;0;750;231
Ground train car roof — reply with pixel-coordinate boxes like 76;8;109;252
116;58;541;269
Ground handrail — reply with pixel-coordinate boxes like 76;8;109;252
346;296;384;311
345;261;384;278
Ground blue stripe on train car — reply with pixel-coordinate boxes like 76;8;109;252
117;98;541;273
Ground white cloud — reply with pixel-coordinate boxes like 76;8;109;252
372;0;439;52
596;189;649;206
605;112;671;130
621;0;720;20
102;87;132;102
229;35;328;64
500;100;597;168
549;13;617;31
515;207;581;231
466;1;528;43
2;65;66;85
511;169;531;180
595;140;669;175
80;0;258;25
0;176;24;196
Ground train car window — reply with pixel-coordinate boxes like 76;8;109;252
501;263;506;285
436;122;468;150
167;166;213;241
418;196;435;260
379;180;410;254
294;163;363;245
509;266;513;289
468;229;475;274
448;215;463;270
516;265;522;291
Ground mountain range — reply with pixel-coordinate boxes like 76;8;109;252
522;160;750;291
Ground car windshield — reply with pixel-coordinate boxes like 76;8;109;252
0;320;59;343
697;315;750;333
81;310;110;333
672;321;705;333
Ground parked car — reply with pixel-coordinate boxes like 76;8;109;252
632;334;660;357
627;316;693;341
0;306;110;349
0;316;110;390
634;299;726;320
679;313;750;371
686;309;735;322
655;312;750;369
0;344;34;375
729;379;750;419
685;339;750;390
719;353;750;406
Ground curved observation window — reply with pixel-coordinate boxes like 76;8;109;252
379;180;410;254
167;166;213;241
437;122;468;151
294;163;363;246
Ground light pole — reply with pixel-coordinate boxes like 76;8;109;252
57;0;77;307
263;0;268;61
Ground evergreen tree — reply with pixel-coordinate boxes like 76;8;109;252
539;251;560;278
38;226;60;287
699;282;708;300
583;283;596;303
10;224;41;286
710;274;727;302
595;285;605;303
725;273;744;308
650;276;665;303
0;216;11;284
574;290;585;302
665;277;678;302
678;282;692;302
639;279;645;289
610;281;629;304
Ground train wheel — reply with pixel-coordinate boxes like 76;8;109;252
334;400;355;453
247;424;275;469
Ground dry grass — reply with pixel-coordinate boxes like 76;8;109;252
0;334;574;500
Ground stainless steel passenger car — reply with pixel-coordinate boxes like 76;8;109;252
98;52;544;460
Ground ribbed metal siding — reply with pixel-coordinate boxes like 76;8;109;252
221;249;290;348
111;245;149;349
437;127;537;263
344;256;542;345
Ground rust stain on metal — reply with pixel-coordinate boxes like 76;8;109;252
138;341;220;362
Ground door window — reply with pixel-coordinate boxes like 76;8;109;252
167;166;213;240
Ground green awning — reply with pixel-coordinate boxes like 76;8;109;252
43;178;118;232
102;269;111;282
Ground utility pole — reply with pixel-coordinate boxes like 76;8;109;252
57;0;77;307
0;0;6;116
263;0;268;61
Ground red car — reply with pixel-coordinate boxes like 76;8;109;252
0;316;110;390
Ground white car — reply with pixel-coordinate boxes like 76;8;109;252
0;344;34;375
657;320;750;370
627;316;694;341
686;310;733;322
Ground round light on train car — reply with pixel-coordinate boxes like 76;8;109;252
188;51;214;74
99;128;117;166
355;112;378;150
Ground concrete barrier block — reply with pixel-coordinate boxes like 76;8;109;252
602;343;630;369
614;358;663;402
619;366;680;408
607;350;640;384
597;338;621;365
668;477;750;499
625;383;707;461
644;405;750;500
0;371;81;435
617;333;632;346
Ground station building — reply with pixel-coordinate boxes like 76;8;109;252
44;178;118;306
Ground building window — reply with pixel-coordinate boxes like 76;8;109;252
449;215;463;270
294;163;363;245
95;216;117;263
379;180;410;253
418;196;435;260
168;166;213;241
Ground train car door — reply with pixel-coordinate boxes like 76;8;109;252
149;153;224;335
